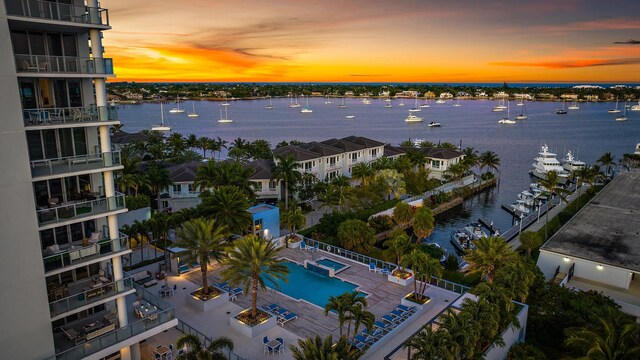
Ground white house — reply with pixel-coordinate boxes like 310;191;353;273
420;147;466;180
536;172;640;318
158;161;202;211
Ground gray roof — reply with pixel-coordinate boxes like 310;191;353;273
321;138;365;152
384;144;406;157
421;147;464;160
246;159;275;180
272;145;321;162
300;142;343;156
166;161;201;183
340;136;385;148
540;172;640;272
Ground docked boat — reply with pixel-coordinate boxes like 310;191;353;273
187;102;199;118
405;114;423;122
151;103;171;132
608;97;621;113
530;144;570;184
428;121;441;127
631;100;640;111
168;96;185;113
450;223;488;253
345;115;355;119
562;151;586;173
510;200;531;215
518;191;536;207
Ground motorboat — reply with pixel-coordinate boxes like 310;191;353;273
413;138;425;147
510;201;531;215
405;114;423;122
345;115;355;119
451;230;476;252
384;104;393;108
518;191;535;207
631;100;640;111
530;144;570;184
362;98;372;105
435;99;446;104
562;151;586;173
151;103;171;132
428;121;441;127
608;97;621;113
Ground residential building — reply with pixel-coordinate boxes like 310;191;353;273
0;1;176;359
383;144;406;160
395;90;418;98
537;172;640;318
420;147;466;180
246;159;280;201
158;161;201;211
249;204;280;240
439;92;454;98
560;93;579;100
341;136;385;164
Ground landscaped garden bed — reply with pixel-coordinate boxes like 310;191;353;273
230;308;276;337
388;269;414;286
186;286;228;312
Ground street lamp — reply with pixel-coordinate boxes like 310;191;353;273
537;200;542;223
519;213;525;234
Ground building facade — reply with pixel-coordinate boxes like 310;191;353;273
1;1;176;359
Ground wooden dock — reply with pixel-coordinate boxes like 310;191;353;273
477;218;500;235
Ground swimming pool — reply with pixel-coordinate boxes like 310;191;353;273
268;261;363;308
316;258;350;273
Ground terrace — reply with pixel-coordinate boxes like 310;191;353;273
139;243;463;359
31;151;122;180
36;192;127;228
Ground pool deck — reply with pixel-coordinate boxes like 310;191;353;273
140;247;462;359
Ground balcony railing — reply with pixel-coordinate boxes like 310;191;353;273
5;0;109;26
23;105;118;126
43;235;129;274
52;284;176;360
37;193;126;226
15;54;113;75
31;151;121;178
50;277;134;318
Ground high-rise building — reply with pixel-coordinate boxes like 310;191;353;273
0;1;176;359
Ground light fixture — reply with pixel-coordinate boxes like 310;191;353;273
563;257;570;263
597;265;604;271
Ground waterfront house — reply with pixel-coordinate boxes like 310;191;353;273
420;147;466;180
158;161;202;211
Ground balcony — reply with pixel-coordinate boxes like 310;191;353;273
23;105;118;127
49;277;135;319
43;235;130;274
31;151;122;180
350;158;358;164
15;54;114;76
37;193;126;228
327;162;340;170
51;285;177;360
5;0;110;27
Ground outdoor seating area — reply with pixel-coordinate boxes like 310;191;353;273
213;282;244;301
133;299;160;321
369;262;391;275
153;344;176;360
259;303;299;326
262;335;285;355
299;241;318;252
56;311;117;348
349;304;416;350
158;284;177;298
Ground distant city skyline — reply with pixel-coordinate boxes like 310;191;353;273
105;0;640;82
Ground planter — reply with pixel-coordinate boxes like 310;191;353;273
387;272;414;286
288;240;302;249
401;292;431;311
230;309;277;338
186;287;229;312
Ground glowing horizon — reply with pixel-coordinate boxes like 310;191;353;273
104;0;640;83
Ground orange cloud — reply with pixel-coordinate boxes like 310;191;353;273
491;58;640;69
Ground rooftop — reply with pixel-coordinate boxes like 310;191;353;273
321;138;366;152
166;161;201;183
246;159;275;180
299;142;344;157
248;204;277;214
420;147;465;160
540;172;640;272
273;145;322;162
341;135;385;148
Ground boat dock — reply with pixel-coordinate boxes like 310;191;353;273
499;198;559;241
477;218;500;235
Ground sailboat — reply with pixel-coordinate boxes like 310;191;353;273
568;99;579;110
517;97;524;106
265;96;275;110
289;95;301;108
362;98;372;105
324;95;332;104
151;103;171;131
221;95;230;106
169;96;185;113
515;101;528;120
397;99;405;106
492;98;506;112
300;95;313;113
187;102;199;118
453;98;461;107
408;96;421;112
608;97;621;113
615;104;628;121
556;101;567;115
218;103;233;123
338;97;347;108
420;98;430;108
498;101;516;124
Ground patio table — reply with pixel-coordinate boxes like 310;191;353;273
82;320;103;333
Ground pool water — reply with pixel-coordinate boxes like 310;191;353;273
316;258;349;273
268;261;362;308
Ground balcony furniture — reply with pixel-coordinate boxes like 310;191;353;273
130;270;152;284
144;279;158;288
58;205;75;219
84;320;116;341
133;300;158;321
155;271;166;280
48;198;60;207
153;345;172;360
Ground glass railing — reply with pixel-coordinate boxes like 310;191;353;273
43;235;129;273
53;308;175;360
31;151;122;178
22;105;118;126
177;320;247;360
15;54;113;74
50;277;134;318
37;193;126;226
5;0;109;26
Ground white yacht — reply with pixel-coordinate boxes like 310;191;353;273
631;100;640;111
518;191;535;207
362;98;372;105
384;103;393;108
510;200;531;215
168;97;185;113
413;138;425;147
530;144;570;184
405;114;423;122
435;99;446;104
345;115;355;119
562;151;586;173
151;103;171;131
300;96;313;113
499;101;515;124
218;104;233;123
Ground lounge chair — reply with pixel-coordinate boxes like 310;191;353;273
309;243;319;252
278;312;298;326
261;303;279;314
390;309;407;320
355;334;373;345
379;268;390;275
368;263;377;272
299;241;307;250
397;304;416;313
349;339;365;350
364;328;385;340
215;282;230;291
275;307;289;316
374;320;391;331
382;314;398;325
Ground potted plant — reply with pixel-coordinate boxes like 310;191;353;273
175;218;230;311
400;249;442;309
383;229;416;286
286;233;302;248
388;268;414;286
223;235;289;337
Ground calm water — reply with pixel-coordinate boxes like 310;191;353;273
118;98;640;255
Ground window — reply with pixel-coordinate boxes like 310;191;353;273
431;160;441;169
188;184;195;192
269;180;277;190
254;182;263;191
304;162;312;171
172;184;181;193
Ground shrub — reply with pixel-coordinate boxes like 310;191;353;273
368;215;394;233
125;194;150;210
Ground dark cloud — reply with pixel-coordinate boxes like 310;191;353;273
613;39;640;44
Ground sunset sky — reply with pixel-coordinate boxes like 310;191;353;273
103;0;640;83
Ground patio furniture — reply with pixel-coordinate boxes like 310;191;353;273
153;345;172;360
355;334;373;346
397;304;416;313
277;312;298;326
275;307;289;316
368;263;377;272
264;339;281;354
308;243;319;252
378;268;390;275
260;303;279;314
299;241;307;250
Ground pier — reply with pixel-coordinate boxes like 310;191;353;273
477;218;500;235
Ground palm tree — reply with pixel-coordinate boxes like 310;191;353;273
351;162;374;187
439;309;476;360
405;327;453;360
479;150;501;174
214;137;228;161
337;219;375;253
444;162;468;181
167;132;186;158
198;136;211;158
110;123;123;134
412;207;434;242
393;202;414;228
324;294;351;337
371;156;394;171
460;297;503;351
518;231;542;257
462;147;479;169
564;308;640;360
493;257;536;303
185;134;199;149
401;249;442;302
289;335;364;360
376;169;405;199
463;236;516;283
271;155;302;210
393;155;414;175
383;230;416;268
341;291;369;339
281;207;306;240
175;218;227;295
538;170;568;240
175;333;234;360
199;185;251;236
146;162;173;209
350;304;375;342
221;235;288;319
597;152;615;176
